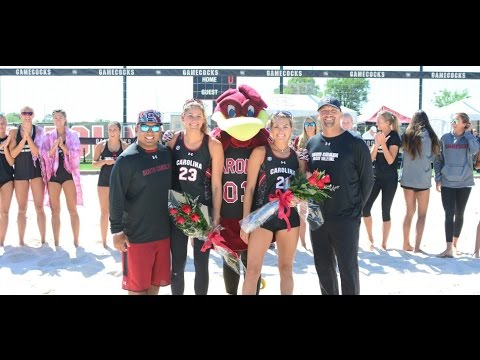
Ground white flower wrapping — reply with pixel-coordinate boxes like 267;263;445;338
239;196;324;234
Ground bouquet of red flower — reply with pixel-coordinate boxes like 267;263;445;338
168;190;244;274
239;170;338;234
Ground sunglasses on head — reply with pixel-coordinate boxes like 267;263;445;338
273;111;292;118
21;111;33;116
304;121;316;127
139;124;161;133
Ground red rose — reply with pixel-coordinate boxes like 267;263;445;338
308;176;317;186
316;179;325;189
322;174;331;184
181;204;191;214
169;208;178;215
176;215;186;224
190;213;200;222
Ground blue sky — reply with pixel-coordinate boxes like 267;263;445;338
1;66;479;123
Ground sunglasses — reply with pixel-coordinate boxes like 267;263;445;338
21;111;34;116
139;124;161;133
304;121;316;127
451;119;459;124
273;111;292;118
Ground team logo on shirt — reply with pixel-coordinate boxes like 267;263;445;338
267;156;273;162
175;145;181;150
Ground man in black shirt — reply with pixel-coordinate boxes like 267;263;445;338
305;96;373;295
109;110;172;295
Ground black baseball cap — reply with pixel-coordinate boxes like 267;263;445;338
317;96;341;111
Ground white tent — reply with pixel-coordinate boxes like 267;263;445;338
263;94;358;120
428;98;480;136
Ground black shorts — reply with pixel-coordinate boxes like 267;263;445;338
98;165;113;187
0;179;13;188
401;185;429;192
261;207;300;234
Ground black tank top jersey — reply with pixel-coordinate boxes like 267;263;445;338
253;145;299;210
221;146;252;219
50;140;73;182
98;140;124;187
14;125;42;180
0;135;14;184
172;132;212;206
373;130;401;178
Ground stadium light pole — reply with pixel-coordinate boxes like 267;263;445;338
418;65;423;110
279;65;283;94
123;65;127;125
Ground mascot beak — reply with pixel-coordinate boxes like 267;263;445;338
212;110;269;142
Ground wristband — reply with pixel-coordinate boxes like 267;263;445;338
112;231;124;236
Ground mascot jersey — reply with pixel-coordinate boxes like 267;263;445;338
211;84;271;252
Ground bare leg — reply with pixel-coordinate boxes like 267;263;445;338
276;227;299;295
299;217;306;248
363;216;374;250
63;180;79;247
298;203;307;248
31;178;46;243
147;285;160;295
0;181;14;247
382;221;391;250
414;189;430;252
98;186;110;247
14;180;29;246
437;242;455;258
48;182;62;246
474;221;480;258
402;188;415;251
242;228;272;295
452;236;459;254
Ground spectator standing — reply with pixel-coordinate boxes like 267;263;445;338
41;109;83;247
341;113;362;138
362;111;401;250
434;112;479;258
0;113;14;247
92;121;129;247
399;110;440;252
8;106;46;246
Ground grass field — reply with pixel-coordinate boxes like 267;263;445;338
79;162;96;172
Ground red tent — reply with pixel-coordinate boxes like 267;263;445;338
367;105;411;123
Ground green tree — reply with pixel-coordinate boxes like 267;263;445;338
323;78;370;112
274;77;321;96
433;89;470;107
6;113;20;124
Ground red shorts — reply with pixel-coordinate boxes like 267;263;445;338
220;218;247;252
122;238;171;292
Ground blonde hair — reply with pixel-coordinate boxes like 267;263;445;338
296;115;318;149
377;110;400;133
182;98;208;133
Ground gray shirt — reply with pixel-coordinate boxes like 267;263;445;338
400;129;434;189
434;130;479;188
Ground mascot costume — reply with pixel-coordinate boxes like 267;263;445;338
210;84;271;295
